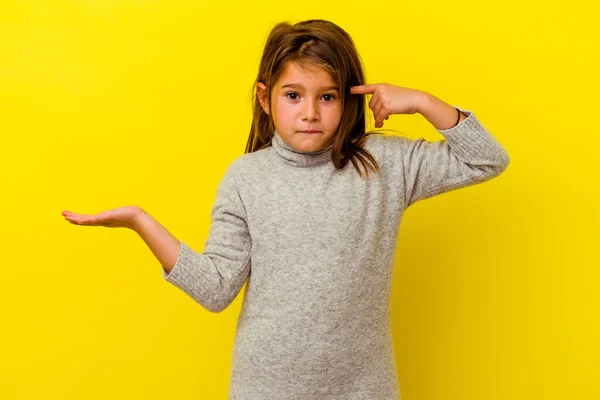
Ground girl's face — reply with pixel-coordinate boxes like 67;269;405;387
257;61;343;153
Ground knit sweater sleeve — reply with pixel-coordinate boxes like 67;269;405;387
161;159;252;313
394;106;510;209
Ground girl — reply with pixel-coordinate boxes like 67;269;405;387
62;19;509;400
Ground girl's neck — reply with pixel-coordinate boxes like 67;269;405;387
271;129;333;168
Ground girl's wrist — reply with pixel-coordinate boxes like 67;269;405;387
131;208;147;232
415;91;432;116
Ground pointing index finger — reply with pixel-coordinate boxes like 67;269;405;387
350;84;378;95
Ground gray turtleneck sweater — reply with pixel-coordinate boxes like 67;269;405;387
161;106;509;399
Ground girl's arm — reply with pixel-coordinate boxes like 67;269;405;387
62;164;251;314
418;92;469;130
139;161;252;313
351;84;510;208
133;211;181;273
351;83;510;209
397;97;510;208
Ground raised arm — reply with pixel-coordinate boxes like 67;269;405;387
398;94;510;208
350;84;510;209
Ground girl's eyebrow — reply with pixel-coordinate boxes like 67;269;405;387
281;83;339;92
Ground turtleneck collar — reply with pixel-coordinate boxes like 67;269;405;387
271;129;333;168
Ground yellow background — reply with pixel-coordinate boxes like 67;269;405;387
1;1;597;399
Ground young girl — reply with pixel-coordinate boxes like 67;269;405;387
62;19;509;400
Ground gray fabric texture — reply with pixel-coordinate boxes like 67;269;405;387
162;106;510;399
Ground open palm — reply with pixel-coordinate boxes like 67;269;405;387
61;206;144;230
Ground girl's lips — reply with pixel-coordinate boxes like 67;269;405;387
299;130;322;133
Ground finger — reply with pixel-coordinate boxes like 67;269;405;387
373;101;385;125
368;94;379;111
64;212;82;217
374;102;389;127
73;214;95;223
369;96;380;126
375;110;389;128
350;84;378;95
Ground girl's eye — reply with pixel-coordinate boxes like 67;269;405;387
285;92;336;101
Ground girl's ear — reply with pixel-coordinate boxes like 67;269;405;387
256;82;270;115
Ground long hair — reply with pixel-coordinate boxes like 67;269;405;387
245;19;382;178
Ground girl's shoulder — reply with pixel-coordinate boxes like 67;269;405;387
364;130;408;146
220;147;269;181
362;131;429;173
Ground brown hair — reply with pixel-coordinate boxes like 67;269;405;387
245;19;382;179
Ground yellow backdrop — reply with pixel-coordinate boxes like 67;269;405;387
1;1;597;399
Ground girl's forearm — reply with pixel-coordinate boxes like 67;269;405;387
417;91;468;130
133;210;181;273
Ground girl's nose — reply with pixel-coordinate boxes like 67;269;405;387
302;100;320;121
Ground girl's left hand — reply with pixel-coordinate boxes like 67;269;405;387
350;83;426;128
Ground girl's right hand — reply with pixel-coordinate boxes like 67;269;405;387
61;206;145;230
